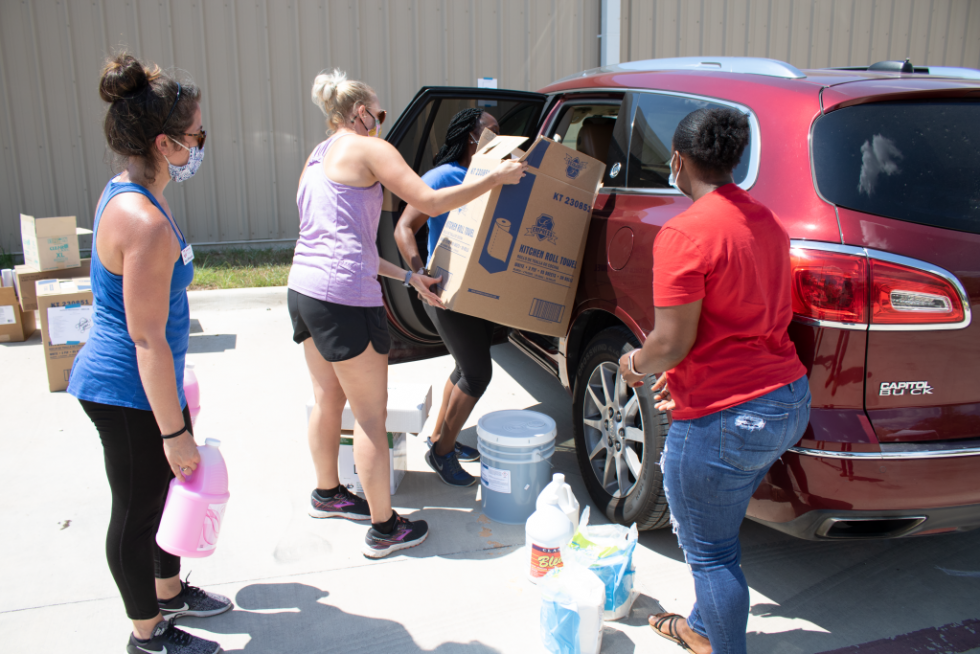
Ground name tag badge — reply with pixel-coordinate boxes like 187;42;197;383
181;244;195;265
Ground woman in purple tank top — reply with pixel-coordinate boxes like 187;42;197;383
289;70;526;558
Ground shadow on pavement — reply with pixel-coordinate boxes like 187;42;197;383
188;333;237;353
187;582;502;654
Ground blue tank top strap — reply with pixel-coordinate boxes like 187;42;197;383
94;178;186;247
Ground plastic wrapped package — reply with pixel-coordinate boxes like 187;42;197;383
539;562;605;654
566;506;639;620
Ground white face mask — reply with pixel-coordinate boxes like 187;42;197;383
668;152;690;198
164;137;204;183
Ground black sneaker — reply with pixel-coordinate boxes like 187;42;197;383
159;577;233;621
309;486;371;520
362;512;429;559
127;618;221;654
425;447;477;487
426;436;480;462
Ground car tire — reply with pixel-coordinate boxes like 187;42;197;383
571;326;671;531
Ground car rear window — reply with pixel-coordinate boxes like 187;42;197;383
812;100;980;235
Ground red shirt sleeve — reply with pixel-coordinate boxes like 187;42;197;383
653;227;708;307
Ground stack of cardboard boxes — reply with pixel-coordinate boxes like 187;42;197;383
0;214;94;390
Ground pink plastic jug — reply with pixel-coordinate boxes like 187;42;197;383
184;362;200;426
156;438;229;558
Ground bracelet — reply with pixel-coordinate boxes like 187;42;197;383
627;350;644;376
403;270;413;287
161;425;188;440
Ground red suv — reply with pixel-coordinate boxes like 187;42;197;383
379;57;980;540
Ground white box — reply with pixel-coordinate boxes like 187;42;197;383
338;430;407;495
305;384;432;434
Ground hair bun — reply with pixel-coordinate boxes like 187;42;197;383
99;54;151;102
311;68;347;116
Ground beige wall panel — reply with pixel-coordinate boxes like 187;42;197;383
2;0;977;254
965;1;980;68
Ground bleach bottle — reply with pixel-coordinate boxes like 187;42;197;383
157;438;229;558
183;362;201;425
537;473;580;528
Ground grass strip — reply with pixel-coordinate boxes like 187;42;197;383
189;247;293;290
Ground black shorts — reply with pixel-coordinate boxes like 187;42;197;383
288;289;391;362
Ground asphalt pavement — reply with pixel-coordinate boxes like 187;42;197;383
1;287;978;653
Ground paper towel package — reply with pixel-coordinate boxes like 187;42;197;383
304;384;433;434
426;135;604;337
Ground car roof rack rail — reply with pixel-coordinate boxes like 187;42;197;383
829;59;980;80
556;56;806;83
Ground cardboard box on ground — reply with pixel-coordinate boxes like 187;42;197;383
427;134;605;338
36;277;93;392
20;215;81;272
0;287;36;343
14;259;91;312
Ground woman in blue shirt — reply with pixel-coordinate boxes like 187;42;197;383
395;108;499;487
67;54;229;654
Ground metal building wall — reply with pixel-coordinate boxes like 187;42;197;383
2;0;977;255
619;0;980;71
0;0;600;254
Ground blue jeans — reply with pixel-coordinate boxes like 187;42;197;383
661;376;811;654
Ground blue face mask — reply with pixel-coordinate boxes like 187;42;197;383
164;137;205;183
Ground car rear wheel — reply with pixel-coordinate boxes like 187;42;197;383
572;327;671;530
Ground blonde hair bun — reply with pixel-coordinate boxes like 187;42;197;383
310;69;375;134
311;69;347;116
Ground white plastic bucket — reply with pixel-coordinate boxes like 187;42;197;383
477;410;556;525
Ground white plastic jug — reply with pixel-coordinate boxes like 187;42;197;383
526;504;575;583
537;473;580;528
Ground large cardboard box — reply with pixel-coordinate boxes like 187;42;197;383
13;259;91;312
338;430;407;495
0;287;36;343
428;135;605;337
36;277;93;392
20;215;81;272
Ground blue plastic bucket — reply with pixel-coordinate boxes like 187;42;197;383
477;410;557;525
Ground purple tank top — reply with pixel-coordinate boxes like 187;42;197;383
288;133;384;307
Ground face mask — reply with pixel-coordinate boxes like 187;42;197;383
359;109;381;138
164;137;204;183
668;152;680;191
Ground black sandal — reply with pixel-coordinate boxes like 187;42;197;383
650;613;694;652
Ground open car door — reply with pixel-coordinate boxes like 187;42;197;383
379;86;549;362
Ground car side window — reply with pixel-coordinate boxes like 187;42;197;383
627;93;751;189
547;100;629;188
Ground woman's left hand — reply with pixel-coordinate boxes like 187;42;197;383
619;351;647;388
411;272;445;309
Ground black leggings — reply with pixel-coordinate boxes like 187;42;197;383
80;400;192;620
424;303;495;398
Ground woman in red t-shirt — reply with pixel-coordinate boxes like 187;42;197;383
619;108;811;654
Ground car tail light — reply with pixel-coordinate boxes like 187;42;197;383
790;248;868;324
789;244;967;329
870;259;965;325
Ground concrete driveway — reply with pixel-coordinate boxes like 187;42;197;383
1;287;978;653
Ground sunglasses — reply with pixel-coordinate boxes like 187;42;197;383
182;129;207;149
364;107;386;126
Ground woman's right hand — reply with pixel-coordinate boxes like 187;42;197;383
164;431;201;483
411;272;446;309
494;159;528;185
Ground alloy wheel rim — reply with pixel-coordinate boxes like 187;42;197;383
581;361;645;498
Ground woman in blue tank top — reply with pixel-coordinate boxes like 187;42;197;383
67;54;230;654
